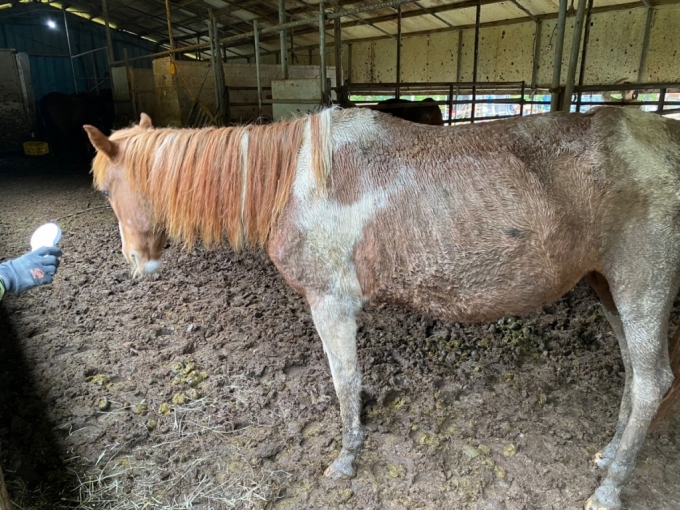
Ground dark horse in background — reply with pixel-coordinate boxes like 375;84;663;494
36;90;115;157
370;98;444;125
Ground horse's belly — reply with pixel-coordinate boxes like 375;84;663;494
353;209;590;323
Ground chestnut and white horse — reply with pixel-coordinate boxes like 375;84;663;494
85;106;680;510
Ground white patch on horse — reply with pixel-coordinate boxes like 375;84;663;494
144;260;161;274
293;111;393;299
118;222;126;246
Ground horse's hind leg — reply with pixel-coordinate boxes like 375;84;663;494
309;294;365;479
585;255;678;510
585;272;632;469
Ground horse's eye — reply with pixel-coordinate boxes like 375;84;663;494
102;190;109;197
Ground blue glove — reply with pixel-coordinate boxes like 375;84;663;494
0;246;62;294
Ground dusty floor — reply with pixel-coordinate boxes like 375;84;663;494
0;153;679;510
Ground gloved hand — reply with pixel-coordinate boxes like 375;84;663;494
0;246;62;294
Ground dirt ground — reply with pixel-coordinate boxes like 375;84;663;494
1;153;679;510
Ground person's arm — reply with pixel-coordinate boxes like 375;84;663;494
0;246;62;297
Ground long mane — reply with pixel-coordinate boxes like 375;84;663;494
92;110;333;250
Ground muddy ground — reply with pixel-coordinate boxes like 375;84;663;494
0;153;679;510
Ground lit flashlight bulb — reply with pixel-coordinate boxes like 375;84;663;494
30;223;62;251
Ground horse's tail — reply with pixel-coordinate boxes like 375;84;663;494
653;325;680;425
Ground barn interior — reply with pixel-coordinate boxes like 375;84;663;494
2;0;680;508
1;0;679;148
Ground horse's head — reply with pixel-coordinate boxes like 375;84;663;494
84;113;167;277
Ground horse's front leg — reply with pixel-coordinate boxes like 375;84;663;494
310;294;365;479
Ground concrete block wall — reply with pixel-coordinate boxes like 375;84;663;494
347;3;680;88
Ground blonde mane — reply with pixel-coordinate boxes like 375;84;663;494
92;110;333;250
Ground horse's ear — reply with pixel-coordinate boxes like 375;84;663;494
139;113;153;129
83;125;118;160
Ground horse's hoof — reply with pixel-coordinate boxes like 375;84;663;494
584;487;622;510
324;452;356;479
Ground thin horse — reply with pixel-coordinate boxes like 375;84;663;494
85;107;680;510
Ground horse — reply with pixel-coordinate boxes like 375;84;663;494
84;106;680;510
370;97;445;125
37;90;115;157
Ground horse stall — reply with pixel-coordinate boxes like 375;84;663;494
0;49;34;153
3;0;680;509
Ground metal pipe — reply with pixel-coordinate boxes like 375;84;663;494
550;0;568;111
279;0;288;78
658;88;666;113
396;4;402;98
112;0;420;65
530;20;541;91
101;0;114;65
319;2;328;105
561;0;588;112
165;0;175;50
91;53;99;94
334;0;343;103
510;0;538;22
347;42;352;84
70;46;109;59
63;9;78;94
208;10;226;124
254;20;262;118
576;0;594;111
124;48;137;119
471;0;481;123
638;7;654;83
456;30;462;82
213;13;227;123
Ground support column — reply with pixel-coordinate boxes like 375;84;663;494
208;9;226;124
254;20;263;118
396;4;402;98
550;0;567;111
63;9;78;94
638;7;654;84
165;0;175;51
471;0;481;123
319;2;328;105
561;0;587;112
333;0;343;103
279;0;288;78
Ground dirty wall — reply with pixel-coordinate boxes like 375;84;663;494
348;3;680;87
152;58;336;126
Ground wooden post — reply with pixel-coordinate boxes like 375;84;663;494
165;0;175;51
